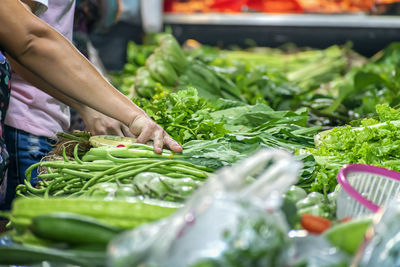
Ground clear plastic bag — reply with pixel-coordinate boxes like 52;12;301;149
355;199;400;267
107;149;302;267
288;230;351;267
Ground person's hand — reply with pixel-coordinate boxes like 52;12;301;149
129;113;182;154
80;107;134;137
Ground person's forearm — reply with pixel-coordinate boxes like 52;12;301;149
0;0;144;126
9;57;126;133
9;56;134;137
8;56;87;113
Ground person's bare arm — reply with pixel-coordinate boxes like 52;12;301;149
8;56;134;137
13;0;134;137
0;0;181;153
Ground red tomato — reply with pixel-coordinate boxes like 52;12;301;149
301;213;331;234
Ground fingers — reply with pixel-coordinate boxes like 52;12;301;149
153;130;164;154
113;127;124;137
121;124;136;137
106;122;124;136
86;117;126;136
129;114;182;153
164;134;183;153
136;126;153;144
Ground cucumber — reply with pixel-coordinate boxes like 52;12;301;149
323;217;372;254
31;212;122;245
0;244;106;266
10;197;181;230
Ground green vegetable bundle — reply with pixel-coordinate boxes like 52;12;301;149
16;143;212;199
178;60;243;102
110;42;156;96
316;44;400;123
134;33;188;97
132;33;244;103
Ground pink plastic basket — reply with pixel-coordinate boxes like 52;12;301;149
336;164;400;219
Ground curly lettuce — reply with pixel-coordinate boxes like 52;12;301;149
309;104;400;193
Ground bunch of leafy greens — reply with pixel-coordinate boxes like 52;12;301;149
205;63;302;109
323;43;400;122
210;103;320;181
181;101;320;170
308;104;400;193
136;88;229;144
192;43;365;127
182;138;265;169
211;103;319;151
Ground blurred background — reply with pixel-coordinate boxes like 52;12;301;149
90;0;400;72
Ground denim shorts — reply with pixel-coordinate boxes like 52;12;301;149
0;126;56;210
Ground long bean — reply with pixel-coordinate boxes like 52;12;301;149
24;190;41;198
23;179;46;194
125;143;156;151
61;169;94;179
21;143;216;199
114;160;189;181
37;173;63;180
42;175;77;194
79;160;155;191
25;161;116;181
163;173;199;179
110;149;182;159
73;144;84;164
173;161;214;172
64;178;84;188
61;145;70;162
105;152;164;163
85;146;181;160
44;177;62;198
162;166;208;178
53;190;67;197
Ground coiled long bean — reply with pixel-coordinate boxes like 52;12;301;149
19;144;215;198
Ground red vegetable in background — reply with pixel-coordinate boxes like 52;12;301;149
301;213;331;234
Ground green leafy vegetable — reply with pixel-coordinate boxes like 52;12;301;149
137;88;229;144
308;104;400;193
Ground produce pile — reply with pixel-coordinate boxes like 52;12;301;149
111;35;400;192
3;34;400;266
